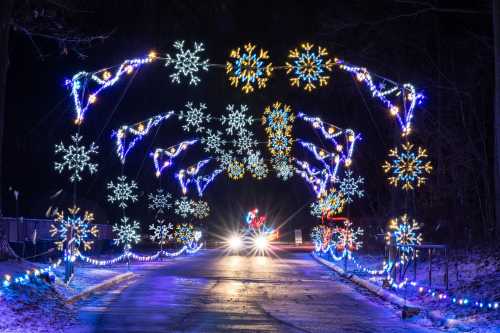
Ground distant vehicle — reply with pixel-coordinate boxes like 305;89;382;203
226;208;277;255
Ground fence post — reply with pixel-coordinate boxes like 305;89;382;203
428;248;432;288
413;247;417;281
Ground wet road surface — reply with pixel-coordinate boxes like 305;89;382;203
75;249;439;333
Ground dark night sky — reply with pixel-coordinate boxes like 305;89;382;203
2;1;493;241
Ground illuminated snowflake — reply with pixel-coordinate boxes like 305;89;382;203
245;151;268;179
311;225;334;251
233;130;258;154
194;229;203;242
227;159;245;180
174;196;194;218
333;219;363;252
178;102;210;133
226;43;273;94
112;216;141;250
50;206;98;252
164;40;209;85
217;150;234;169
174;223;195;244
268;132;293;157
262;102;295;135
271;156;295;181
221;104;254;136
386;214;423;263
149;221;173;246
382;142;432;190
147;189;172;213
338;170;364;203
191;200;210;219
201;129;226;153
310;189;345;218
54;133;99;182
107;175;139;209
285;43;334;92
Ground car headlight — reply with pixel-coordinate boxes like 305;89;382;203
253;234;269;251
227;234;243;250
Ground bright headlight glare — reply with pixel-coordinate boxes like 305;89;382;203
228;235;243;250
254;235;268;250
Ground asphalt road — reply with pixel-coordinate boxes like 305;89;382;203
75;249;439;333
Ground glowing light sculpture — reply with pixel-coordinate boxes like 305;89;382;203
66;54;155;125
151;140;197;177
174;223;195;244
227;159;246;180
226;43;273;94
107;175;139;209
338;170;364;203
50;206;98;252
147;189;173;214
201;129;226;153
191;200;210;219
221;104;254;136
178;102;211;133
54;133;98;182
174;197;194;218
244;151;268;180
271;156;295;181
149;221;173;247
112;216;141;251
112;112;175;164
310;189;346;219
262;102;295;158
382;141;432;190
164;40;209;86
176;159;221;196
286;43;333;92
386;214;423;263
333;219;363;252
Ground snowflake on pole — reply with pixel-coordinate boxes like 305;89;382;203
226;43;273;94
148;189;172;214
271;156;295;181
112;216;141;250
191;200;210;219
149;221;173;246
50;206;98;252
107;175;139;209
174;196;194;218
164;40;209;86
201;129;226;153
333;219;363;252
285;43;334;92
54;133;99;182
385;214;423;263
221;104;254;135
178;102;210;133
338;170;364;203
382;142;432;190
174;223;195;244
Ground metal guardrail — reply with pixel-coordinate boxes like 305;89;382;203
1;217;113;242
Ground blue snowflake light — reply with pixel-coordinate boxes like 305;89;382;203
386;214;423;263
164;41;209;86
174;223;195;244
271;156;295;181
338;170;364;203
50;206;98;252
286;43;334;92
54;133;99;182
107;175;139;209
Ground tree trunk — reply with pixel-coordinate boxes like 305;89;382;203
0;0;15;259
494;0;500;240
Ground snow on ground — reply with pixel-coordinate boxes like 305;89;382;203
320;246;500;332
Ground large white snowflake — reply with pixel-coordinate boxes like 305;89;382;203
178;102;210;133
54;133;99;182
217;150;234;169
221;104;254;135
147;189;172;213
164;40;209;86
338;170;365;203
245;151;268;179
174;196;194;218
112;216;141;250
201;129;226;153
149;221;173;246
107;175;139;209
233;130;258;154
192;200;210;219
271;156;295;181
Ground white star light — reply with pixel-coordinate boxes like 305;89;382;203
178;102;210;133
164;40;209;86
54;133;98;182
107;175;139;209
